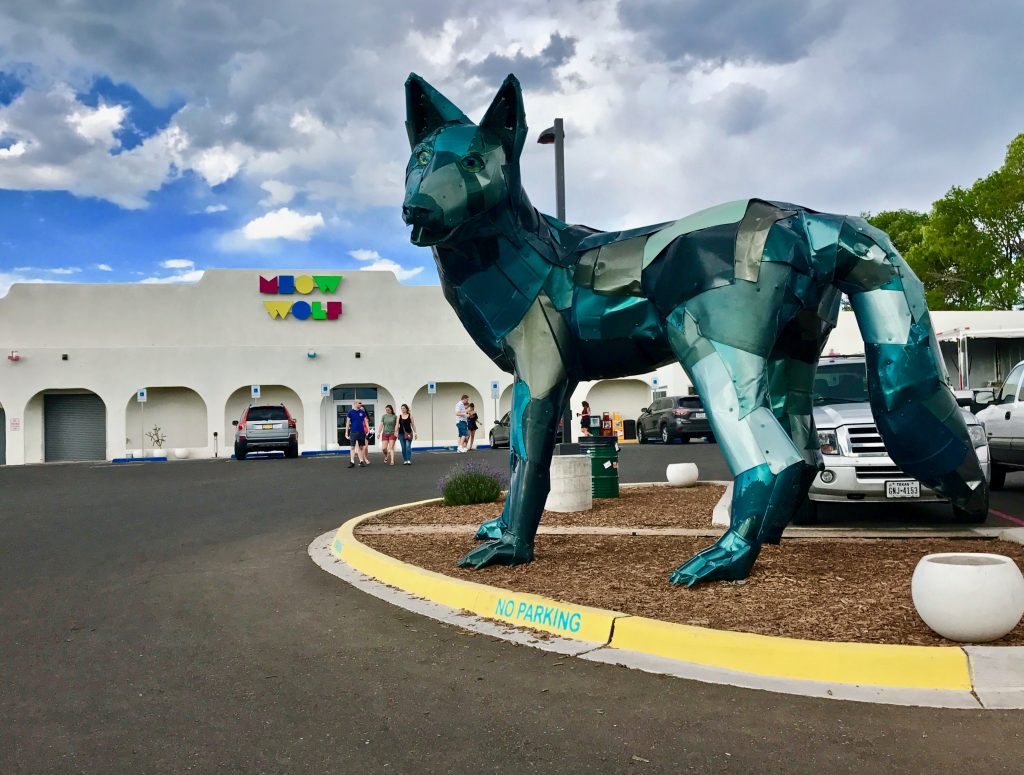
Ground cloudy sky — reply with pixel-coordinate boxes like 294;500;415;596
1;0;1021;296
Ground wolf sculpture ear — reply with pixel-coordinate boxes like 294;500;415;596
479;74;527;161
405;73;471;149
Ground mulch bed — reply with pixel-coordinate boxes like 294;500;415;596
355;487;1024;646
361;484;727;529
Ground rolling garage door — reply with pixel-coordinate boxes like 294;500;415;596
44;394;106;462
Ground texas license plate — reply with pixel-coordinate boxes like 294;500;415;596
262;424;274;430
885;480;920;498
693;412;706;419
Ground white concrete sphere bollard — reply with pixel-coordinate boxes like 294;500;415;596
912;553;1024;642
173;448;190;460
666;462;699;487
545;455;593;512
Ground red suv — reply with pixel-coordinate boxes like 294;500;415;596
233;404;298;459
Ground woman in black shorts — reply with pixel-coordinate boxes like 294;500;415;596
466;403;479;450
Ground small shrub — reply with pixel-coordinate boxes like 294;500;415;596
438;462;508;506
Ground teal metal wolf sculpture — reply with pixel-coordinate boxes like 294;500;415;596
402;73;989;586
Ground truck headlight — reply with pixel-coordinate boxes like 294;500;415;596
817;430;839;455
967;424;986;449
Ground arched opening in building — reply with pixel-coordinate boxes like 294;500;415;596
224;385;304;453
125;387;208;457
328;384;396;450
410;382;484;448
26;389;107;462
585;379;652;441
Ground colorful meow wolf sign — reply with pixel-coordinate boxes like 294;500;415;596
261;275;343;321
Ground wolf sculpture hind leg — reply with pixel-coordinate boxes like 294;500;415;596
841;220;989;520
760;308;836;542
664;308;806;586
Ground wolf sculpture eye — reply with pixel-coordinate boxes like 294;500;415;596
416;149;433;166
459;154;484;172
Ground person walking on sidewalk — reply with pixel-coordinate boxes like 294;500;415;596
379;404;399;465
397;403;417;465
455;393;469;452
345;400;370;468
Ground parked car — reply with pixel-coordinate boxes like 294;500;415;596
975;359;1024;489
489;412;563;448
233;404;298;459
802;356;989;523
636;395;713;444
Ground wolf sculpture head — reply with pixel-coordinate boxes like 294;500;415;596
402;74;529;247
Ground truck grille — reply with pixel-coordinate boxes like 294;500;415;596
847;425;887;456
855;465;908;481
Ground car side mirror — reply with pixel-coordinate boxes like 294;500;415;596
974;390;994;407
952;390;973;408
232;420;239;426
640;407;647;415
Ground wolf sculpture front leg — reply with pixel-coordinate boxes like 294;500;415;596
458;380;572;568
458;294;576;569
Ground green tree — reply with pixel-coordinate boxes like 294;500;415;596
867;133;1024;310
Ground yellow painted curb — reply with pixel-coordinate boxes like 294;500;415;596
332;501;620;643
331;500;973;692
609;616;971;691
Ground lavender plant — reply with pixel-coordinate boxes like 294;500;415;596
437;461;508;506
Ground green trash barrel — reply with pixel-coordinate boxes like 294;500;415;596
579;435;619;498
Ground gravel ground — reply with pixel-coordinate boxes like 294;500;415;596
357;486;1024;646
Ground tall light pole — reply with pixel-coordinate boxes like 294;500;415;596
537;119;573;445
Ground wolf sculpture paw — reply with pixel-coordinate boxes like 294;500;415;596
669;530;758;587
474;516;506;540
458;533;534;569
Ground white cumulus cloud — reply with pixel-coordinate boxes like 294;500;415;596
67;102;127;146
204;204;227;213
242;207;324;241
350;248;423;281
259;179;297;206
95;263;113;271
161;258;194;269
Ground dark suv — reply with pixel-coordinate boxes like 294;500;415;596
489;412;564;448
233;404;298;459
637;395;713;444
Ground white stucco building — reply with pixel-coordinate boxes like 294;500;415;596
1;268;1022;466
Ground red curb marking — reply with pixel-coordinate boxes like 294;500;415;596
989;508;1024;527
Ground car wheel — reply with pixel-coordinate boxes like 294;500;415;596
637;425;647;444
285;442;298;459
990;462;1006;490
660;425;670;444
489;432;496;448
792;497;818;525
234;442;247;460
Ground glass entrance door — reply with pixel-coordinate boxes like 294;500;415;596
336;402;377;449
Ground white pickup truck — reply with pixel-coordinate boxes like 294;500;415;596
798;356;990;524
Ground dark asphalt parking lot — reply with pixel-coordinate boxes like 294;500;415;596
2;445;1023;773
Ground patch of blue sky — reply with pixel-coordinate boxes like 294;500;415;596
0;69;26;106
78;76;184;152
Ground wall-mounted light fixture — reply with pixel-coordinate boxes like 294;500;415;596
355;351;361;359
307;350;317;359
7;350;20;362
61;353;69;361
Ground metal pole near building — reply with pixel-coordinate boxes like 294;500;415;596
538;118;572;444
